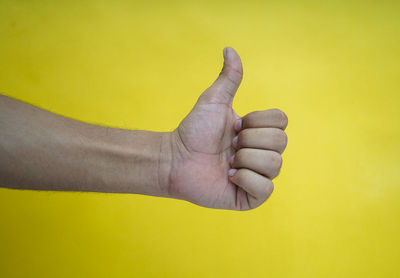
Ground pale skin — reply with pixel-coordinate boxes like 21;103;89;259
0;47;288;211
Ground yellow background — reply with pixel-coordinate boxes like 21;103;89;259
1;0;399;277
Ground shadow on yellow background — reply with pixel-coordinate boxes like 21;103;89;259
0;0;399;277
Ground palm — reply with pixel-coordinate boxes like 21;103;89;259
167;47;251;210
169;103;249;210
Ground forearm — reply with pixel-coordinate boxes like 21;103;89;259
0;95;172;197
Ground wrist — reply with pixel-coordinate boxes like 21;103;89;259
155;131;174;198
109;129;173;197
71;124;173;197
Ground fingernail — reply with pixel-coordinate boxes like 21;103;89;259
228;168;237;176
223;47;230;59
232;136;238;148
230;154;235;165
234;119;242;132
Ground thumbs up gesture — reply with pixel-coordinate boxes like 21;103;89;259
167;47;288;210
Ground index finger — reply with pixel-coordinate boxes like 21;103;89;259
239;109;288;131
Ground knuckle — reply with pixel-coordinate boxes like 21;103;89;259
272;129;288;150
242;112;254;128
238;129;251;147
269;152;283;169
272;165;282;179
272;108;288;129
243;110;261;128
277;130;288;153
226;67;243;86
240;178;274;211
258;180;274;204
220;63;243;89
265;181;274;198
282;131;288;148
235;148;247;165
235;169;249;185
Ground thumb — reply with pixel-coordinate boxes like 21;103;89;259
197;47;243;105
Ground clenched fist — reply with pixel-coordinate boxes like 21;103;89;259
167;47;288;210
0;47;287;212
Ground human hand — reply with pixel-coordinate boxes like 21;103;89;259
166;47;288;210
0;47;286;207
